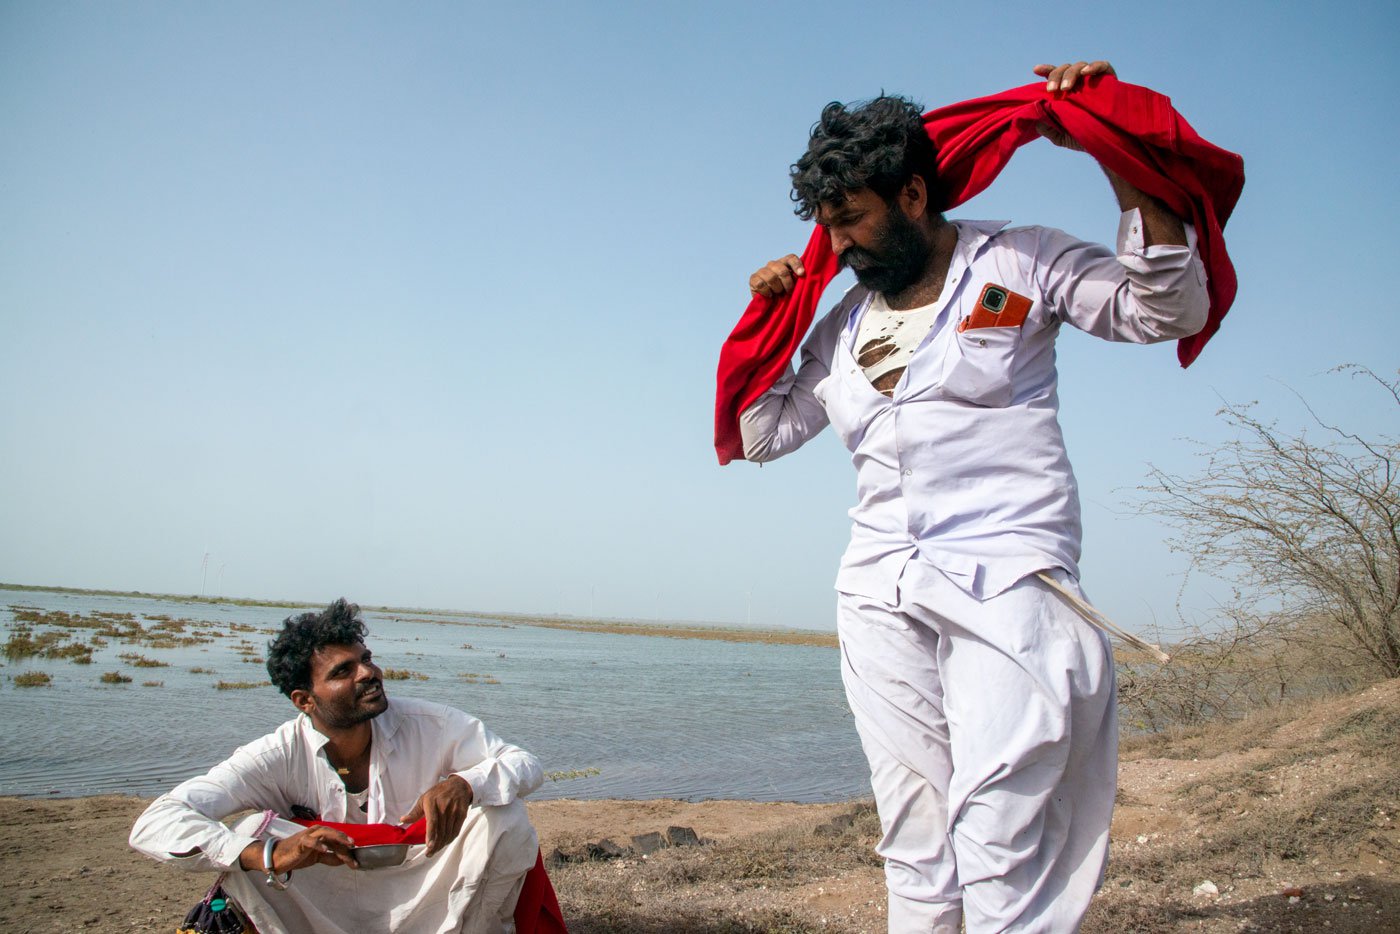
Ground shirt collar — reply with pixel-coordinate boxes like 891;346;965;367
298;712;332;753
371;698;403;755
951;218;1010;262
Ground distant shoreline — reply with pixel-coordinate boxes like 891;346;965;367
0;582;839;648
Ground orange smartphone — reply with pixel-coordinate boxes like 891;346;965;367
959;283;1032;332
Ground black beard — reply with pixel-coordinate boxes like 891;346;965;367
313;683;388;730
839;207;933;296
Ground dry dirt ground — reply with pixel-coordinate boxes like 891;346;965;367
1;680;1396;933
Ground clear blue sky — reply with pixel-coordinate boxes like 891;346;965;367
3;1;1397;634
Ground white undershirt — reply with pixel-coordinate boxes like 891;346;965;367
852;292;941;396
345;786;369;823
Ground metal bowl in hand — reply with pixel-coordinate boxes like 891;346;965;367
351;843;410;869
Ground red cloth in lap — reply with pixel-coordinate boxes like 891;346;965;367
292;819;567;931
291;816;427;845
713;75;1244;465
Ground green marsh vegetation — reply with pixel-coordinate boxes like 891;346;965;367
99;672;132;684
12;671;52;687
141;680;164;687
5;605;217;655
215;680;270;690
117;653;168;668
3;623;96;665
383;668;429;681
545;767;601;782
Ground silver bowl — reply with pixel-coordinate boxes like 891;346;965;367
351;843;411;869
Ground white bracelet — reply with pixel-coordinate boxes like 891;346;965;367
263;837;291;890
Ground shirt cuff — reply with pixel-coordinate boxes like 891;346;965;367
210;831;262;871
453;765;497;807
1116;208;1201;257
1116;207;1145;253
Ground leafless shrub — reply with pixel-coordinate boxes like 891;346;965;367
1137;366;1399;694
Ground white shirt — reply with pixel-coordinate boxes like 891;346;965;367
740;212;1209;603
129;696;543;871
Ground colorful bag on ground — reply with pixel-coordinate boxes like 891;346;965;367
176;882;252;934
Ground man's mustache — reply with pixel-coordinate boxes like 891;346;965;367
355;680;383;698
839;247;882;272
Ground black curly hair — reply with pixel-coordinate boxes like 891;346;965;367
266;598;369;697
789;95;942;221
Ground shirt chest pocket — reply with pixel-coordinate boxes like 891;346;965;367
939;324;1022;407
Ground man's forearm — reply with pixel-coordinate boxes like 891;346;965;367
237;839;268;872
1104;169;1186;247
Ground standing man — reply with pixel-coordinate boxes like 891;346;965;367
130;598;543;934
739;62;1208;932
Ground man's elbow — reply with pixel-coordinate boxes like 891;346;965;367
127;809;164;860
1155;292;1210;341
741;434;781;464
1137;268;1211;342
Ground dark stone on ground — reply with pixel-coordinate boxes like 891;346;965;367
585;838;628;860
815;811;858;836
666;826;700;848
630;832;664;855
545;847;575;868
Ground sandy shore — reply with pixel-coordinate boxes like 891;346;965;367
3;681;1398;932
0;795;876;932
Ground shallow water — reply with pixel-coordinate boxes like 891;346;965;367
0;590;868;802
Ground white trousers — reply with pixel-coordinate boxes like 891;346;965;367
222;800;538;934
837;564;1117;933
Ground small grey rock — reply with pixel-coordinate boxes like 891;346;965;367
630;832;664;855
586;838;628;860
666;825;700;848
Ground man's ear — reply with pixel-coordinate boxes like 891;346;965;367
290;688;316;716
896;175;929;222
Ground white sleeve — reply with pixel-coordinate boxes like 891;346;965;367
128;744;293;872
446;709;543;807
738;309;841;463
1035;210;1210;344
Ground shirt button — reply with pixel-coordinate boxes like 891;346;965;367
978;338;987;347
902;468;913;477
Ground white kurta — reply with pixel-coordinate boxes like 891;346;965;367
130;697;543;934
740;213;1208;933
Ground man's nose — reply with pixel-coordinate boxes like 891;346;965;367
828;227;852;256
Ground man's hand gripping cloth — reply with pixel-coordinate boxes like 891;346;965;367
713;74;1245;464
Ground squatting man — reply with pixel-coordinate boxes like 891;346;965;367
739;61;1209;932
130;598;542;934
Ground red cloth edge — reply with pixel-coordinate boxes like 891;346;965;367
714;75;1244;465
515;850;569;934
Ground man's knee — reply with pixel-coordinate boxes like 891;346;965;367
473;799;538;871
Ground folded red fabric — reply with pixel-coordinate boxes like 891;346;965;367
291;816;428;846
515;850;569;934
291;819;567;931
713;74;1244;464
